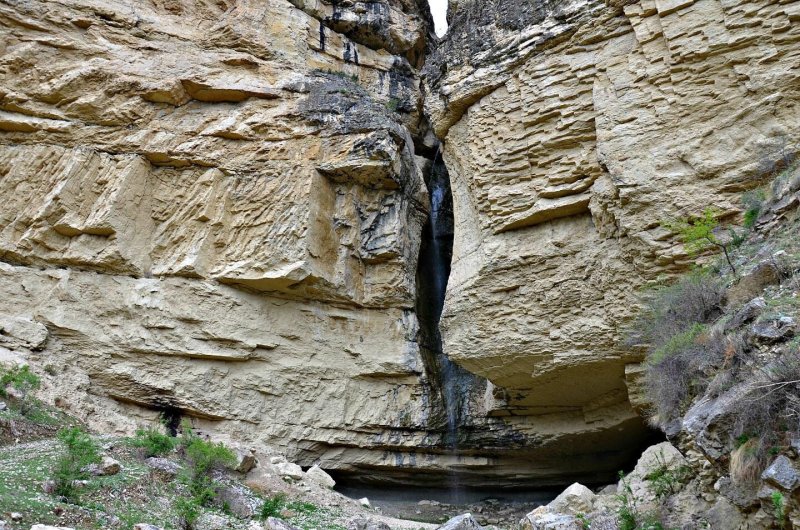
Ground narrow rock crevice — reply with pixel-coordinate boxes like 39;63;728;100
414;146;478;449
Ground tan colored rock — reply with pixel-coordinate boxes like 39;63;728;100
305;464;336;488
424;0;800;480
275;462;304;481
547;483;596;516
88;455;121;476
0;0;450;486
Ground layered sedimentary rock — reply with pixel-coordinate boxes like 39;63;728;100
425;0;800;482
4;0;800;488
0;0;461;483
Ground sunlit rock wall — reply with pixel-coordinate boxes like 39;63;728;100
0;0;449;481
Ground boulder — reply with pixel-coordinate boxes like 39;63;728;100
547;483;595;515
622;442;688;506
0;401;7;411
133;525;164;530
761;455;800;491
30;526;75;530
232;447;257;473
715;476;759;509
265;518;301;530
305;464;336;488
728;262;781;306
346;517;391;530
725;297;766;331
704;497;746;529
0;316;48;349
274;462;303;480
145;457;181;477
752;319;795;343
216;482;261;518
519;507;582;530
358;497;371;508
89;455;121;476
436;514;483;530
193;513;232;530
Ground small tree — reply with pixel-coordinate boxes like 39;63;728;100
663;208;737;275
53;427;101;500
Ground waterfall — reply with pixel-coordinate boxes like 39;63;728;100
415;146;470;499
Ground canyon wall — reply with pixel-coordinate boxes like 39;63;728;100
2;0;800;489
0;0;459;484
424;0;800;483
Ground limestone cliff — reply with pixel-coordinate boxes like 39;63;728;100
2;0;800;490
424;0;800;483
0;0;451;485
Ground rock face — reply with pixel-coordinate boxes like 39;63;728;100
0;0;451;484
424;0;800;482
3;0;800;489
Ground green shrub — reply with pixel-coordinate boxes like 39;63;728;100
177;422;236;514
53;427;100;500
174;496;201;528
662;208;737;274
131;426;178;457
616;471;639;530
772;491;786;529
628;271;725;350
287;500;318;514
742;189;766;229
645;451;690;499
0;364;41;416
629;272;728;425
182;436;236;486
650;323;707;365
260;493;287;519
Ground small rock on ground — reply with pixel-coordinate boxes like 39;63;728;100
761;455;800;491
145;457;181;477
437;513;483;530
265;518;301;530
347;516;391;530
194;513;232;530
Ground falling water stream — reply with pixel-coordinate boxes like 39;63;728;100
417;147;469;500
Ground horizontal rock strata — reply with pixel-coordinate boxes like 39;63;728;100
424;0;800;482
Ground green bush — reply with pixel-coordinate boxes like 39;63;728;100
260;493;287;519
772;491;786;530
176;422;236;515
742;189;766;229
53;427;100;500
131;426;178;457
0;364;41;416
182;436;236;487
645;451;690;499
662;208;737;274
174;496;201;528
616;471;639;530
650;323;707;365
629;272;728;425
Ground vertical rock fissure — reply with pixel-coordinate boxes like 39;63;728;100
415;146;474;492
